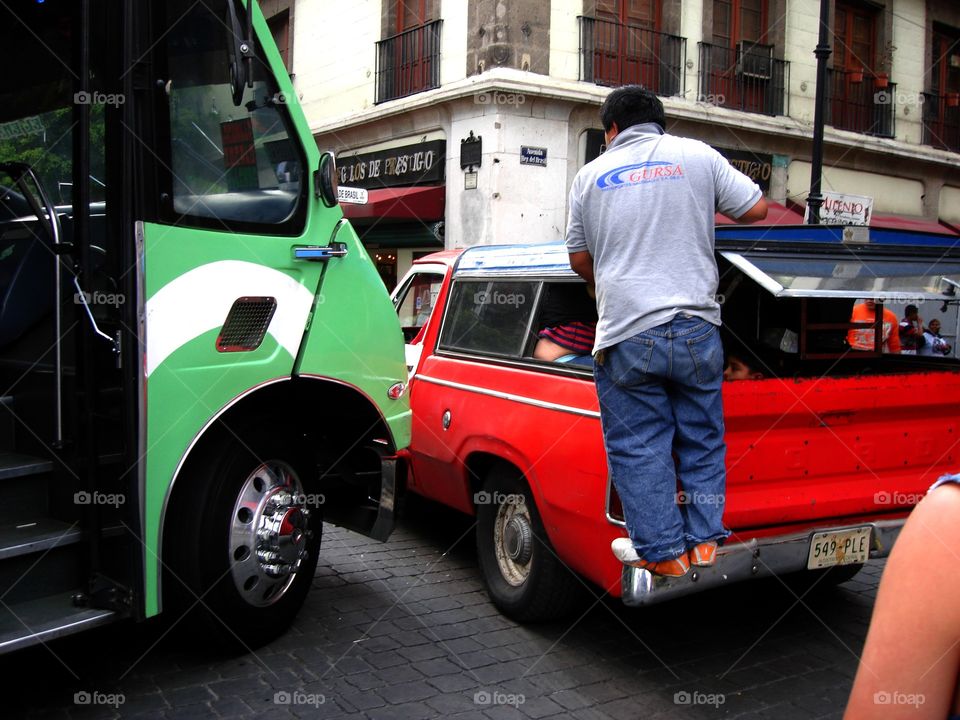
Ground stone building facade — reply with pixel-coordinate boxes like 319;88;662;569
267;0;960;286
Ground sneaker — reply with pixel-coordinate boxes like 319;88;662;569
611;538;690;577
688;541;718;567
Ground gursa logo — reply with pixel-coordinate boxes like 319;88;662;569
596;161;684;189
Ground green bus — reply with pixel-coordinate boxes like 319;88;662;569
0;0;410;651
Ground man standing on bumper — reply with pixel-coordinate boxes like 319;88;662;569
566;86;768;577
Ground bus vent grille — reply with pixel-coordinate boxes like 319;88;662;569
216;296;277;352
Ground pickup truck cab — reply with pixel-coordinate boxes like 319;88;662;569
392;226;960;621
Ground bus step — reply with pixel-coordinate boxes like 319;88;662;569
0;452;54;481
0;517;83;561
0;590;116;655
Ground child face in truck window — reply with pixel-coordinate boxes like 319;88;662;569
723;354;764;381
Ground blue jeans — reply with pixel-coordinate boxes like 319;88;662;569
595;314;729;562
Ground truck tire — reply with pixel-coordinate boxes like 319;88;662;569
475;467;580;622
165;431;322;650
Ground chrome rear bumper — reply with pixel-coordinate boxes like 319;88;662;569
621;519;903;607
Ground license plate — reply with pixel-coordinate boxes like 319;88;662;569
807;526;872;570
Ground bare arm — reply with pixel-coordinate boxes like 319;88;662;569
728;196;768;224
569;251;595;287
844;484;960;719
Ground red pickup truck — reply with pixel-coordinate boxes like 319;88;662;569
391;226;960;621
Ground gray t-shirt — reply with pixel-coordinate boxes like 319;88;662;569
565;123;762;352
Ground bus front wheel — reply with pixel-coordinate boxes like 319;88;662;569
166;432;322;650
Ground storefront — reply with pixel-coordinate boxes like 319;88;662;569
336;138;446;290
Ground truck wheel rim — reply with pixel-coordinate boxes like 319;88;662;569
493;496;533;587
229;460;311;607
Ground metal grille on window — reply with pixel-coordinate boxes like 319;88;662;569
216;296;277;352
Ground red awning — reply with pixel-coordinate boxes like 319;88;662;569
869;213;960;236
715;200;804;226
340;185;445;222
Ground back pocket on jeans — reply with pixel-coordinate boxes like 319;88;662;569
686;325;721;385
605;336;656;387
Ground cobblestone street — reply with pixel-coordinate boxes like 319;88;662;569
5;496;883;719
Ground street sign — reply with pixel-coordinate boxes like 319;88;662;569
337;186;368;204
520;146;547;167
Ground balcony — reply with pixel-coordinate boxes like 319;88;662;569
578;16;685;96
375;20;442;104
697;42;789;116
826;69;895;138
922;92;960;153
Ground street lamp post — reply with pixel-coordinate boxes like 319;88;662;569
807;0;831;225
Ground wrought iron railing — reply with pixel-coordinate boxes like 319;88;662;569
922;92;960;153
375;20;442;104
825;68;896;137
697;42;789;116
578;16;685;96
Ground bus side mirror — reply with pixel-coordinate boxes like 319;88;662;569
315;152;339;208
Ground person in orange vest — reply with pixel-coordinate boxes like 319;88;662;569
847;299;901;353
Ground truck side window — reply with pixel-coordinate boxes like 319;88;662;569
439;280;538;357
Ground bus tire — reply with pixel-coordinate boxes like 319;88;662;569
166;431;322;651
475;466;579;622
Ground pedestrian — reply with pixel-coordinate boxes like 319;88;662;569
919;317;951;356
843;473;960;719
565;85;767;577
847;299;901;353
898;304;925;355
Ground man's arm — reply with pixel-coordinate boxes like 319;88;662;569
732;196;768;224
569;251;595;287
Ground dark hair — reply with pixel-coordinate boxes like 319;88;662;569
599;85;666;133
905;304;919;316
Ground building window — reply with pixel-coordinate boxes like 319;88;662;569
826;1;894;137
579;1;685;95
375;0;442;103
923;25;960;153
697;0;788;116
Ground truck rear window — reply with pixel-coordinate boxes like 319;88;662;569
439;280;538;357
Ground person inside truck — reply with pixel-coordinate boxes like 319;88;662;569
898;304;926;355
533;283;597;366
919;318;952;356
723;352;765;381
844;473;960;720
847;299;901;353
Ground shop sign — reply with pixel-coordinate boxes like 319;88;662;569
337;186;368;204
338;140;446;189
715;147;773;192
805;191;874;226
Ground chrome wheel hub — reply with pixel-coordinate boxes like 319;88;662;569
229;460;312;607
493;495;533;587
